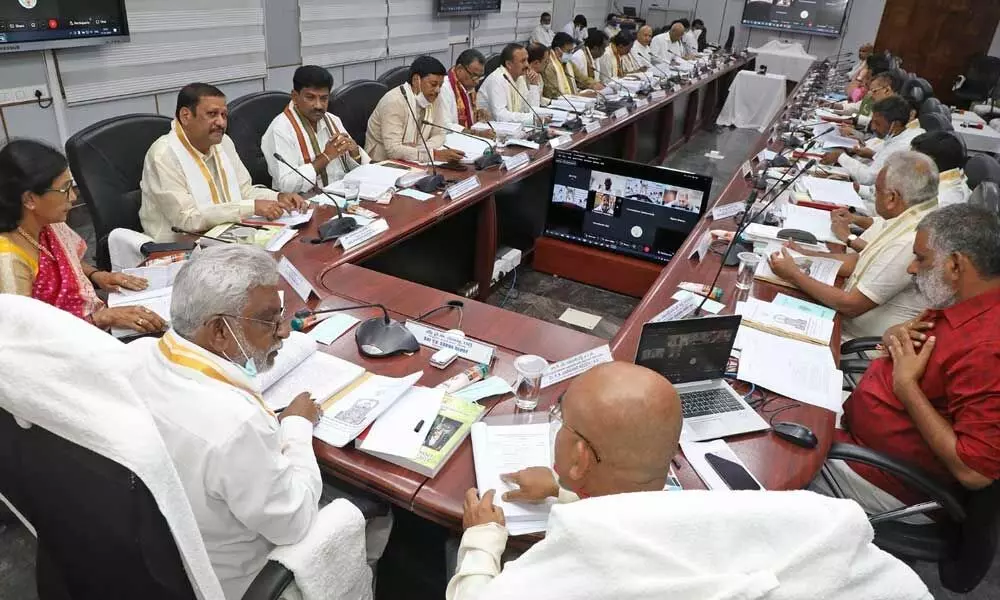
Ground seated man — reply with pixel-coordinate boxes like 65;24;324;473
679;18;699;55
822;96;925;204
629;25;655;69
769;151;938;340
836;69;903;135
262;65;370;194
478;43;544;125
131;244;325;598
541;33;587;102
529;12;554;47
571;30;609;92
651;22;693;64
603;13;620;39
438;49;492;133
597;31;640;78
139;83;307;242
447;362;930;599
562;14;588;44
365;56;465;164
526;43;552;107
811;204;1000;519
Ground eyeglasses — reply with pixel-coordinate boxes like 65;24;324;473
549;394;602;463
870;85;890;95
460;65;484;82
45;179;76;197
220;308;287;337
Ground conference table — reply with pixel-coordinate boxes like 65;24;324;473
163;54;847;533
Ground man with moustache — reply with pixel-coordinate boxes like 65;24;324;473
810;204;1000;521
140;83;307;242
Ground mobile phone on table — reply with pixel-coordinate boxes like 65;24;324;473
704;453;761;491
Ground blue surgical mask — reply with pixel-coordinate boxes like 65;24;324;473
560;53;572;64
223;318;258;378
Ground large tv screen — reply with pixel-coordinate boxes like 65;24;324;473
0;0;129;53
438;0;501;17
742;0;851;38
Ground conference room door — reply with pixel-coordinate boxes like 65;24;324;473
874;0;1000;105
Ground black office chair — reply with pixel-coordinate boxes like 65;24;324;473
953;55;1000;109
481;54;503;89
65;114;172;270
329;80;388;149
376;65;411;91
723;25;736;52
970;181;1000;214
919;97;945;117
826;442;1000;593
919;112;954;132
965;154;1000;191
902;77;934;106
227;91;292;188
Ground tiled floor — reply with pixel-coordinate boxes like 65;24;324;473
3;126;999;599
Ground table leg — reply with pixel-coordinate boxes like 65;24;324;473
656;102;675;164
474;194;498;301
703;79;719;131
683;88;701;141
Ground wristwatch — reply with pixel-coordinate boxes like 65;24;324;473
846;233;858;249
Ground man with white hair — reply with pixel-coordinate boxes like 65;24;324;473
651;22;692;64
768;151;939;339
629;25;655;68
131;245;325;599
812;204;1000;519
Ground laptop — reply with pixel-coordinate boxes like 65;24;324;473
635;315;770;442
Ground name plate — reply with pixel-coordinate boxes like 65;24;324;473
404;321;496;365
502;152;530;172
711;202;744;221
446;175;481;200
635;98;649;108
339;218;389;251
647;295;699;324
541;345;613;388
741;160;753;178
651;90;667;100
584;120;602;133
549;134;572;149
613;107;629;119
277;256;315;302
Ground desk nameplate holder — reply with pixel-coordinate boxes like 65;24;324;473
446;175;481;200
404;321;496;365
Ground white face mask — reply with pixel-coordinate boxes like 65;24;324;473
543;23;551;31
415;93;431;109
560;52;572;64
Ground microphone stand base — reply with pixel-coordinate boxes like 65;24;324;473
474;152;504;170
723;240;754;267
561;118;584;132
317;215;359;241
414;174;446;193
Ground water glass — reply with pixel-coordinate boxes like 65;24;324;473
736;251;762;291
343;180;361;204
513;355;548;411
230;227;256;245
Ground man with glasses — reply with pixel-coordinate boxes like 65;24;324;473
439;49;492;134
132;244;329;599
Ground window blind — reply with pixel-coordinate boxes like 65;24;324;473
56;0;266;105
388;0;450;57
516;0;553;42
472;1;519;47
299;0;388;68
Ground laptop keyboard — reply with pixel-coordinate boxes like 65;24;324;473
679;388;744;419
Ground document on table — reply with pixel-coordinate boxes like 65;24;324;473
245;209;314;227
801;176;866;210
784;204;840;244
313;371;423;447
773;293;836;320
261;352;366;411
108;286;173;338
755;243;842;289
444;132;493;162
307;313;360;345
680;439;764;491
361;386;445;459
540;345;614;388
736;298;835;345
342;163;409;188
118;261;185;295
734;326;844;414
471;421;554;535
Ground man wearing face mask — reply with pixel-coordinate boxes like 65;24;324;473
131;245;326;599
810;204;1000;522
541;32;595;101
571;31;609;90
530;12;555;47
139;83;308;243
365;55;465;163
769;151;939;341
477;43;545;126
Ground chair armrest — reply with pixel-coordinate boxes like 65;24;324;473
242;560;295;600
840;358;873;376
840;336;881;356
827;442;966;521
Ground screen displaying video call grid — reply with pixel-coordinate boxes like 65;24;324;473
0;0;128;47
741;0;852;37
544;150;713;265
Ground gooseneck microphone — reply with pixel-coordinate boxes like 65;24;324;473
272;152;358;242
170;226;234;245
594;69;636;108
420;120;503;170
293;304;419;358
398;85;446;193
552;88;585;131
502;73;551;145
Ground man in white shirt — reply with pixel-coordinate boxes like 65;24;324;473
477;43;544;126
603;13;620;39
769;151;939;340
445;362;930;600
562;14;587;43
629;25;655;68
262;65;370;194
597;31;640;79
529;12;554;47
438;49;491;133
571;30;609;87
651;23;690;63
679;18;699;55
132;245;326;599
139;83;308;242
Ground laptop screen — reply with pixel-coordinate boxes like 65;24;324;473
634;315;742;384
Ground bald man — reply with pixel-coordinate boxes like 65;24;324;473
651;23;692;64
630;25;655;68
445;362;931;600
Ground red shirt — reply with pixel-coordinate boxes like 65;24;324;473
838;286;1000;506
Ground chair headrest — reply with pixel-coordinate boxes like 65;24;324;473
918;112;953;132
970;181;1000;214
966;154;1000;189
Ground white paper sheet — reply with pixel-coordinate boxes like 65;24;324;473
736;298;834;345
471;421;554;532
119;262;185;294
341;163;409;188
680;439;764;491
308;313;360;345
313;371;423;447
108;286;173;338
784;204;840;244
262;352;366;411
672;290;725;315
755;243;842;287
801;176;866;210
444;132;493;162
360;386;445;459
246;209;314;227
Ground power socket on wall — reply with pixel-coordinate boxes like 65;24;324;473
0;85;51;107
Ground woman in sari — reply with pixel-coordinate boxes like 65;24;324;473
0;139;166;334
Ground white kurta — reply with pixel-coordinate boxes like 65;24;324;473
437;75;477;132
938;168;972;207
562;23;587;42
530;25;555;47
630;42;654;68
682;30;699;55
477;66;542;125
132;331;322;600
839;122;926;187
261;104;370;194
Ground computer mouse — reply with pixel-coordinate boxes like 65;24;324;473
772;421;818;449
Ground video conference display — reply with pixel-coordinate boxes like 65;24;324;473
0;0;128;50
742;0;852;37
545;150;712;265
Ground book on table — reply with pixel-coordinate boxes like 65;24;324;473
254;331;367;412
754;244;842;290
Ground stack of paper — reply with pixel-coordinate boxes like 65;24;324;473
118;261;185;294
471;421;554;535
244;209;314;228
736;298;835;346
444;132;494;164
256;332;366;411
479;121;523;138
754;243;843;289
107;286;173;338
783;204;840;244
801;176;866;210
313;371;423;448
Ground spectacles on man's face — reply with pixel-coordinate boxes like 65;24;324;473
870;85;890;96
45;179;76;198
220;307;287;337
461;65;484;82
549;394;602;463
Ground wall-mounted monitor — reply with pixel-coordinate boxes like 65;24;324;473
437;0;502;18
742;0;852;38
0;0;129;54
